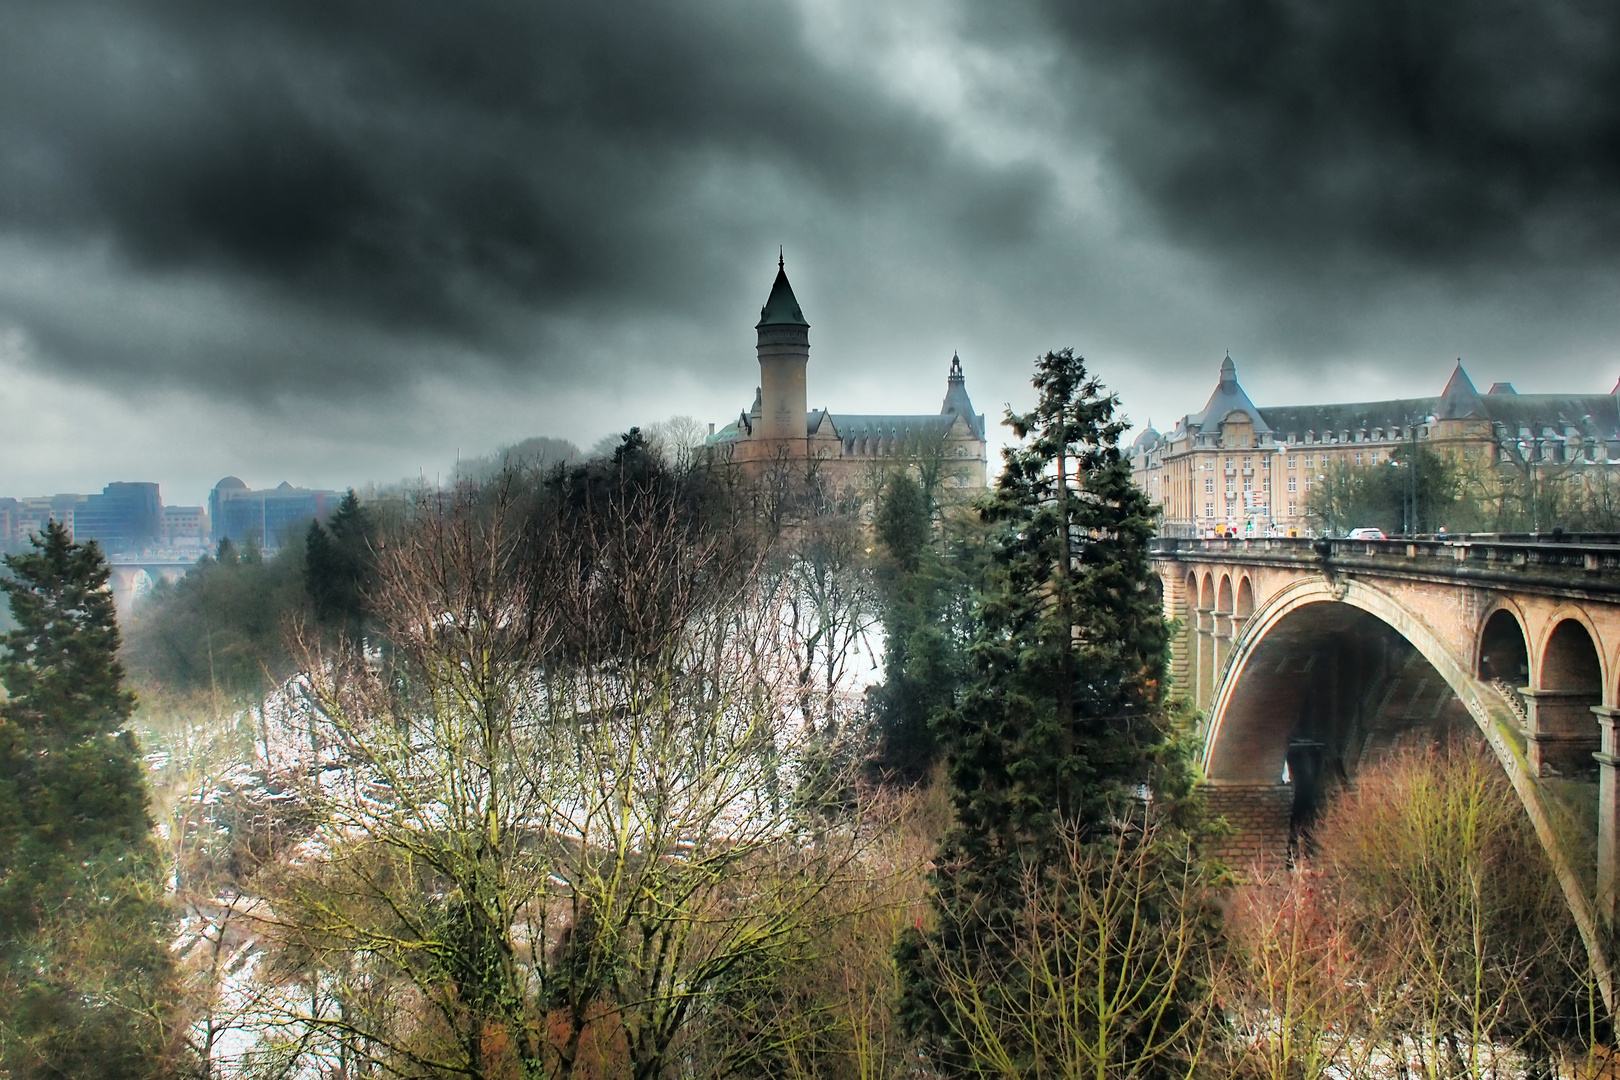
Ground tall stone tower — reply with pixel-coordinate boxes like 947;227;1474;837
755;252;809;443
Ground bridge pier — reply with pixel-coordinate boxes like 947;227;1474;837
1167;576;1192;697
1520;688;1602;779
1196;609;1215;711
1596;706;1620;921
1201;781;1294;868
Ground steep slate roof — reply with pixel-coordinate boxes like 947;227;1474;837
1437;362;1487;419
939;352;986;438
756;255;809;328
827;413;963;441
1189;355;1271;433
1162;357;1620;446
1258;377;1620;442
1257;397;1438;437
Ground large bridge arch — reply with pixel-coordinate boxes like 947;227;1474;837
1204;575;1613;1010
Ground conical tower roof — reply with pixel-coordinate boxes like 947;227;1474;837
1437;361;1486;419
756;251;808;329
939;352;985;438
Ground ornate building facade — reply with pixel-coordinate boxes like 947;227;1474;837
708;258;989;493
1131;355;1620;536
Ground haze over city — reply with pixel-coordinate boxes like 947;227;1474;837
4;0;1620;504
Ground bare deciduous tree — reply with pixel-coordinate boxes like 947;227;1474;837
260;467;881;1080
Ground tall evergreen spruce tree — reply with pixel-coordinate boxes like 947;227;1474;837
900;350;1209;1076
0;522;174;1079
869;472;983;783
304;488;376;642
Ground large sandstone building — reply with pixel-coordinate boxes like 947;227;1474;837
708;258;989;494
1131;355;1620;536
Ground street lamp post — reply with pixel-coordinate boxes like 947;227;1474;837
1407;418;1419;535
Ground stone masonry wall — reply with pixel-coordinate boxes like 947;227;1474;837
1202;783;1294;870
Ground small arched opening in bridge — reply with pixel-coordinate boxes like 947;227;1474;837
1235;578;1255;619
1528;619;1605;778
1198;573;1214;611
1183;572;1198;620
1217;574;1233;616
1478;608;1529;686
1206;599;1477;845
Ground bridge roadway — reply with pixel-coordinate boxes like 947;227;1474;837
1151;534;1620;1013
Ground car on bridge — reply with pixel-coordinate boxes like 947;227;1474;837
1345;527;1387;540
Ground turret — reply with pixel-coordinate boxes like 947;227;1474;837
755;252;809;442
940;352;986;439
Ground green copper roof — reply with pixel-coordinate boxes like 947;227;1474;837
756;256;809;328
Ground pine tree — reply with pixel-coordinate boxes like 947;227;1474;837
304;489;375;641
868;472;982;782
899;350;1209;1076
0;522;174;1079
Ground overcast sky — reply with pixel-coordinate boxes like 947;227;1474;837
4;0;1619;506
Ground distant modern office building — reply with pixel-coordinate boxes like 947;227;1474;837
71;482;163;556
163;505;210;547
210;477;339;549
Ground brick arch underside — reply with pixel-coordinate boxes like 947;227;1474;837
1204;600;1474;788
1201;577;1614;1013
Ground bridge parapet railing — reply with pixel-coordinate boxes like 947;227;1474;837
1150;534;1620;585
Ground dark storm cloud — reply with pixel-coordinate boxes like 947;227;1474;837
0;0;1048;396
1033;0;1620;270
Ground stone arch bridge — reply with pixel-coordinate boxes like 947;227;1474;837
107;556;196;617
1152;535;1620;1010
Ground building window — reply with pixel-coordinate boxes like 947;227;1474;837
1355;452;1363;466
1205;477;1214;494
1305;476;1313;490
1286;454;1296;468
1204;503;1214;518
1243;477;1252;492
1287;476;1297;493
1262;476;1271;492
1288;501;1298;516
1243;457;1252;469
1304;455;1313;468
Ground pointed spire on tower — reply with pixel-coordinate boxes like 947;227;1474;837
941;351;984;437
757;253;808;328
1438;359;1486;419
